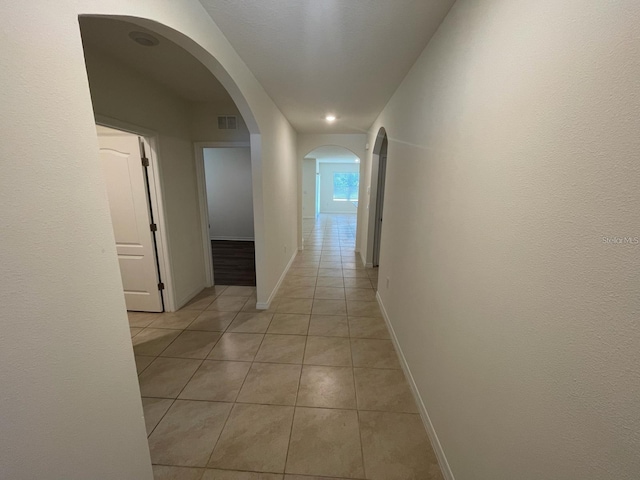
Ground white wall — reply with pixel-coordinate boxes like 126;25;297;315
204;147;254;240
363;1;640;479
84;48;205;308
318;162;359;214
0;1;297;477
302;158;317;218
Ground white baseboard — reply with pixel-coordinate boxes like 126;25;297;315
255;250;297;309
210;236;255;241
174;284;206;312
365;262;373;268
376;292;455;480
303;216;315;219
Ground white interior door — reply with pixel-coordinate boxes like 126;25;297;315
97;126;163;312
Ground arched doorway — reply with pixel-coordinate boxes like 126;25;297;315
302;146;361;252
366;128;388;269
79;15;261;310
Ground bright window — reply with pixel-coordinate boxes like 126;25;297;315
333;172;359;201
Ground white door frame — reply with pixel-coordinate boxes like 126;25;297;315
194;141;251;288
95;115;176;312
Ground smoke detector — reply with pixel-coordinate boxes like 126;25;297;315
128;31;159;47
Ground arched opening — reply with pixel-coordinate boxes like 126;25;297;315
302;145;361;253
366;127;389;271
79;15;262;313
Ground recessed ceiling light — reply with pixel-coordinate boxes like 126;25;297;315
325;115;336;123
128;31;160;47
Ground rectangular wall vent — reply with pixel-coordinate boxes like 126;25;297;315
217;115;238;130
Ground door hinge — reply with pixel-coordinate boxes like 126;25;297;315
150;223;158;232
158;282;165;291
141;157;150;167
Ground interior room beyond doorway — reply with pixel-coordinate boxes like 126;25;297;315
203;147;256;286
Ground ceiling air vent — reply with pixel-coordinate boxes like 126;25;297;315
217;115;238;130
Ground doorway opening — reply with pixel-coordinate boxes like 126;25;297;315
197;144;256;286
80;15;260;309
302;146;361;251
366;128;389;270
96;125;167;312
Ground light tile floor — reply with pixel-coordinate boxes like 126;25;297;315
129;214;443;480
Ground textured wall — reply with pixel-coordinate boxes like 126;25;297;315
365;0;640;478
0;0;297;476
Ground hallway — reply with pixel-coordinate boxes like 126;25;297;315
129;214;442;480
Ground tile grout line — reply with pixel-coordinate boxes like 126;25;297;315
202;307;269;469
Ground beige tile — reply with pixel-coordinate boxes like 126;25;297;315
285;407;364;478
133;328;181;356
342;269;368;278
291;259;320;268
203;470;282;480
195;285;228;297
255;334;306;364
285;476;351;480
228;312;273;333
288;267;319;277
152;465;205;480
315;276;344;288
267;314;310;335
312;299;347;316
317;268;343;277
320;255;341;262
359;411;441;480
209;403;294;473
149;400;232;467
278;286;315;299
297;366;356;409
128;311;159;327
319;261;342;269
237;363;302;405
150;311;200;329
135;355;155;375
130;327;143;338
282;275;317;287
344;288;377;302
180;360;251;402
304;336;352;367
313;287;345;300
343;277;372;289
142;397;173;436
341;263;362;270
208;333;264;361
346;301;382;318
277;298;313;314
350;339;401;369
161;331;221;359
354;368;417;413
222;286;256;297
182;294;217;311
207;296;248;312
138;357;202;398
308;315;349;337
187;311;236;332
348;316;390;339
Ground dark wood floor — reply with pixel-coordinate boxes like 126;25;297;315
211;240;256;286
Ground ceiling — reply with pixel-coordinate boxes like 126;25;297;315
79;17;234;104
199;0;456;133
305;145;360;163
